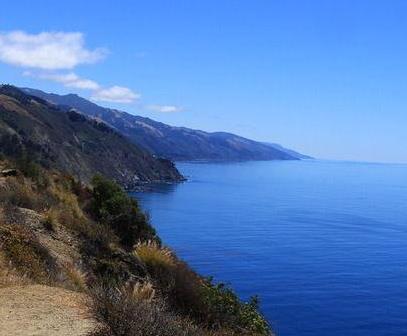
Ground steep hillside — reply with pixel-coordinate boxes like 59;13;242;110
23;88;302;161
0;159;272;335
0;86;183;188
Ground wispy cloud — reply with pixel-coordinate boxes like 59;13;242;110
147;104;182;113
91;86;140;103
25;71;100;90
25;70;140;103
0;31;106;70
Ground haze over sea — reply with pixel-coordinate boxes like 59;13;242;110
132;160;407;336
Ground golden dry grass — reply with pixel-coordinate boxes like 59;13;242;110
130;281;156;302
134;240;174;269
63;262;88;292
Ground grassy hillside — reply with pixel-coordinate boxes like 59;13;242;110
0;157;272;336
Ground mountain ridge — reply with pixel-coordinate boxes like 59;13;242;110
22;88;309;162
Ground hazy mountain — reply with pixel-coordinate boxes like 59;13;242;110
0;86;183;187
22;88;304;161
264;143;313;160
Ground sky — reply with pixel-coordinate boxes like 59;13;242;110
0;1;406;163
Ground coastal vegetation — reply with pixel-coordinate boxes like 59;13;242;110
0;154;271;335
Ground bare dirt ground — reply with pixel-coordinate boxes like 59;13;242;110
0;285;96;336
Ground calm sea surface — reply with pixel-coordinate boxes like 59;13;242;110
131;160;407;336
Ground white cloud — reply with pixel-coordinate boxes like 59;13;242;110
26;71;100;90
1;30;178;107
25;70;139;104
147;104;182;113
91;86;140;103
0;31;106;70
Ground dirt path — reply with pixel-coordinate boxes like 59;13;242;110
0;285;96;336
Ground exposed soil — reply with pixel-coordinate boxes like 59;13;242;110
0;285;96;336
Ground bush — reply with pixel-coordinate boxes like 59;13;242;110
77;219;146;287
16;156;41;180
200;280;270;335
134;241;270;335
90;175;158;249
15;155;50;188
88;286;206;336
134;240;175;290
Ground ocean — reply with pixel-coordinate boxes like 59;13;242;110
131;160;407;336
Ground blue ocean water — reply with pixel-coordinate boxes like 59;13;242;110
131;160;407;336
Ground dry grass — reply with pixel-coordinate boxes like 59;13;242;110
50;180;85;220
41;178;89;234
0;177;38;210
0;172;88;289
88;286;207;336
0;225;58;284
134;240;174;268
0;252;32;288
129;281;155;302
63;262;88;292
134;241;270;335
134;240;177;292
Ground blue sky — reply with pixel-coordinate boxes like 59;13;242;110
1;1;406;163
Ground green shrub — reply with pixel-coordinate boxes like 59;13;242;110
77;218;146;286
90;175;158;249
16;156;40;180
13;154;50;188
200;279;270;335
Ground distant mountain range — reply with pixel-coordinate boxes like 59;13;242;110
0;86;183;187
262;143;313;160
23;88;311;161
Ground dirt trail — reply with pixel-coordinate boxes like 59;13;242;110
0;285;96;336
